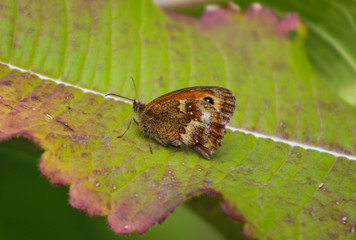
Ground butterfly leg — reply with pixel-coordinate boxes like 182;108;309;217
130;117;153;154
117;118;133;138
191;143;212;159
148;137;153;154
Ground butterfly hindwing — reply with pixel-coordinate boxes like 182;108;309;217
177;98;229;158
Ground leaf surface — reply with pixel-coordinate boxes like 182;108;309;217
0;1;356;239
235;0;356;105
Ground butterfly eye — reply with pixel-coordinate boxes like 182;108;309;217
203;97;214;105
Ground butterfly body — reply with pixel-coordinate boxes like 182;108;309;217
132;86;235;159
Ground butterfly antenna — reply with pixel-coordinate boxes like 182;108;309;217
130;76;139;100
105;93;135;102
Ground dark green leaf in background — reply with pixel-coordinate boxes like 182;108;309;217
234;0;356;105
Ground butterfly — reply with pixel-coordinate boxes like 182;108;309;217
107;85;235;159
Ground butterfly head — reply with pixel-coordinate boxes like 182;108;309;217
105;93;145;115
106;77;144;113
133;100;145;113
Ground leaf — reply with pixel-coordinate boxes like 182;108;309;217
235;0;356;105
0;0;356;239
0;138;225;240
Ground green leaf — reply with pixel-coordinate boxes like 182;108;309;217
0;0;356;239
235;0;356;105
0;138;226;240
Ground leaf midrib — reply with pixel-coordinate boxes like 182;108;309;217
3;61;355;162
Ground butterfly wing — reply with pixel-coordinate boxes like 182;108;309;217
139;86;235;159
144;86;235;118
178;97;234;159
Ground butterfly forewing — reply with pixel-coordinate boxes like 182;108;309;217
135;86;235;159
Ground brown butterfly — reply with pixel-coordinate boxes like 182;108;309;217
107;85;235;159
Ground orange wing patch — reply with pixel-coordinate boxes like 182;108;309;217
145;87;230;112
145;90;212;110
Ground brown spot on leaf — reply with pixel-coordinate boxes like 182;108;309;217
282;133;290;139
20;73;28;79
328;232;339;239
2;80;12;86
334;144;352;155
0;101;13;110
56;119;74;132
31;95;41;102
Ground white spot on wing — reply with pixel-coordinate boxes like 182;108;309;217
201;110;210;124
